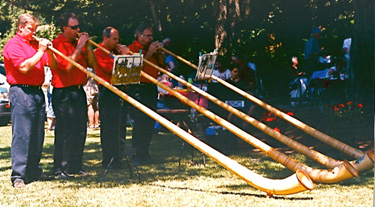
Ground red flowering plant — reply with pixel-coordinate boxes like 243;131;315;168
259;108;294;133
328;101;364;120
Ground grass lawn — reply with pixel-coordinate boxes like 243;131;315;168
0;104;373;207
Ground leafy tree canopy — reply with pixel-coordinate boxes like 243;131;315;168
0;0;373;103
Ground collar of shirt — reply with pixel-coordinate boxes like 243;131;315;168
133;40;145;50
16;34;34;45
57;33;77;45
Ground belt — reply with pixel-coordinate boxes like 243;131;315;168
11;84;41;89
55;85;83;90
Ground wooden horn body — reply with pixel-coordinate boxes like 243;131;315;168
161;47;366;160
146;51;374;175
41;37;314;196
141;68;359;183
145;54;342;169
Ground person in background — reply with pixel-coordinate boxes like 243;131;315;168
2;13;57;188
224;64;256;154
95;26;129;169
83;72;99;130
304;26;325;77
42;66;56;131
51;12;96;179
128;25;166;165
162;38;180;88
342;37;352;78
232;54;256;92
226;64;256;127
211;58;231;82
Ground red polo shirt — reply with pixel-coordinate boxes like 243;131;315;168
2;34;48;85
128;40;159;83
51;34;88;88
94;44;113;85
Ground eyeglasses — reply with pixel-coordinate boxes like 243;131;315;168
141;34;153;38
66;25;80;30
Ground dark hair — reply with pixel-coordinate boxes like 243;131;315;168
59;12;77;32
134;25;152;40
229;63;241;71
103;26;114;38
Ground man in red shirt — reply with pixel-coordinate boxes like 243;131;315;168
2;13;57;188
51;12;96;179
127;25;165;165
95;26;129;169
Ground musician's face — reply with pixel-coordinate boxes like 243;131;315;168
139;28;153;47
64;18;80;40
107;31;120;50
18;21;37;41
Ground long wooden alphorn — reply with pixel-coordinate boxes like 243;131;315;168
139;59;359;184
161;47;366;159
35;35;314;196
143;50;374;174
89;38;365;183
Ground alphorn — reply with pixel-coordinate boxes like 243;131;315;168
88;37;367;183
34;36;314;196
141;51;374;173
161;47;367;160
138;60;359;184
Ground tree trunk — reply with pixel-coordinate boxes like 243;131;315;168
351;0;374;108
150;0;162;32
215;0;228;55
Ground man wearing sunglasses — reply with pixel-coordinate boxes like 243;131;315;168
51;12;96;179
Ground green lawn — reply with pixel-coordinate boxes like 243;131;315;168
0;117;373;207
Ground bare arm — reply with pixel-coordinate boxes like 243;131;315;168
19;38;51;74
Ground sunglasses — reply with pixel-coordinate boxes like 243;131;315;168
66;25;80;30
141;34;153;38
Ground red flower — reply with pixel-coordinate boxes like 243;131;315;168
334;107;340;111
347;101;353;105
338;104;345;108
273;127;280;132
266;117;276;122
286;112;294;116
358;103;363;108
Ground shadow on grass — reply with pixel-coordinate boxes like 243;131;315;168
8;110;372;198
148;183;314;200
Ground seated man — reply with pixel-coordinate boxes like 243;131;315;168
309;65;337;81
308;57;346;94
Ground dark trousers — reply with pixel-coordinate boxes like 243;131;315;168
9;86;46;183
127;83;157;158
98;86;128;166
52;86;87;173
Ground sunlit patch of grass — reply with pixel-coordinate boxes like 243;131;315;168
0;122;373;207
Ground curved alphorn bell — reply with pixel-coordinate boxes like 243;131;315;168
161;47;374;174
161;47;366;160
86;37;362;183
140;55;374;175
140;67;359;183
35;36;314;196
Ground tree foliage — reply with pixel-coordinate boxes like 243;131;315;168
0;0;372;103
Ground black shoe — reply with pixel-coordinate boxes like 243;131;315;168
34;174;55;181
70;170;88;176
132;156;143;166
55;171;75;179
